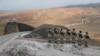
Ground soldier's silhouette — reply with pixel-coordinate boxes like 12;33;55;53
66;30;71;43
60;29;64;44
60;28;67;43
77;30;83;46
47;28;53;43
54;28;59;43
83;32;90;47
60;29;65;38
71;28;77;44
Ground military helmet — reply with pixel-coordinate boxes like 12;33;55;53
86;32;88;34
79;30;82;33
61;28;63;31
73;28;75;31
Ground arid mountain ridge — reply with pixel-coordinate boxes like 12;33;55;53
66;2;100;8
0;3;100;27
0;3;100;46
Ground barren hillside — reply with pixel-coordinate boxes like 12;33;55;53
0;7;100;27
0;7;100;44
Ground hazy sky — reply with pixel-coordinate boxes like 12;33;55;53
0;0;100;10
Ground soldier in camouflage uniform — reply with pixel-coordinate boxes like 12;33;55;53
60;28;66;44
77;30;83;46
71;28;77;44
66;30;71;43
83;32;90;47
63;29;67;43
54;28;59;43
47;28;54;43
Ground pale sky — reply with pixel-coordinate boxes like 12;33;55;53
0;0;100;10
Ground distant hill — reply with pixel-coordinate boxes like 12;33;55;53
0;10;18;12
66;3;100;8
0;6;100;40
0;7;100;27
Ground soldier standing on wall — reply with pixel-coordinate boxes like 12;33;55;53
47;28;53;43
77;30;83;46
71;28;77;44
83;32;90;47
66;30;71;43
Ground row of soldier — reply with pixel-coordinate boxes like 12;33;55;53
47;28;90;47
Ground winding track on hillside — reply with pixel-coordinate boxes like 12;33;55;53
66;16;100;27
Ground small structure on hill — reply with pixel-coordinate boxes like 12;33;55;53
4;22;35;34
